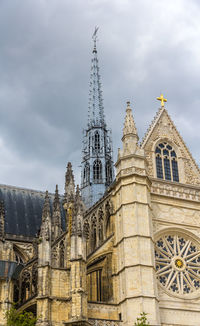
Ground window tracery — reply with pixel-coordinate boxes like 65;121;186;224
155;142;179;182
93;160;102;183
13;261;38;305
84;199;113;254
155;232;200;296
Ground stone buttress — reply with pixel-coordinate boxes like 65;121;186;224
113;102;160;326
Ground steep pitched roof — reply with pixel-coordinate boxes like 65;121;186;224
140;107;164;148
0;184;65;237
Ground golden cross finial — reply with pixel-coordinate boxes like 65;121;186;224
157;93;167;107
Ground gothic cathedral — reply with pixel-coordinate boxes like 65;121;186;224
0;35;200;326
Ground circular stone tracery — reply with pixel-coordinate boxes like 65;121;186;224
155;233;200;295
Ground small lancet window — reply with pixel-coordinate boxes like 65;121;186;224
83;163;90;186
93;159;102;183
155;142;179;182
59;241;65;268
94;131;100;152
105;160;112;186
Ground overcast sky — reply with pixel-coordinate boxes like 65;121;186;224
0;0;199;194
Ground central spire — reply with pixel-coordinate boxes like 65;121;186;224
81;30;114;208
88;27;105;128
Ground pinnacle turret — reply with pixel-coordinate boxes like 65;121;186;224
64;162;75;202
40;191;51;241
53;185;60;211
71;185;85;238
42;191;51;221
52;185;62;241
123;101;138;139
122;101;139;155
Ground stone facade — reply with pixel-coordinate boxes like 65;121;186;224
0;102;200;326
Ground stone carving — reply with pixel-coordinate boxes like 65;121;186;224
152;202;200;228
52;185;62;241
14;243;34;260
141;108;200;186
51;244;59;267
89;320;119;326
145;151;153;177
151;180;200;202
122;167;145;176
184;160;200;185
40;191;51;241
157;115;173;138
123;101;138;137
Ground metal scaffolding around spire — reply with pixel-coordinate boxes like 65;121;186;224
88;27;105;128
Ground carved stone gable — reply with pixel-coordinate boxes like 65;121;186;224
141;108;200;185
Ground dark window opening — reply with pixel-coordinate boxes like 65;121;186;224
59;241;65;268
155;142;179;182
172;159;179;182
105;160;112;185
93;160;102;183
87;269;102;302
164;158;171;180
156;156;163;179
94;131;100;151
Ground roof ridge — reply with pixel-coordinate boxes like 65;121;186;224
140;107;164;147
0;183;64;197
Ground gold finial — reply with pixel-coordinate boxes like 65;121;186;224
157;93;167;107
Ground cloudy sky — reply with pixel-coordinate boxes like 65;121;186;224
0;0;199;194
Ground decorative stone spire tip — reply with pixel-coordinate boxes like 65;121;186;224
123;101;138;138
42;190;51;221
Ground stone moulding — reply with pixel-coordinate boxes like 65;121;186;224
151;179;200;202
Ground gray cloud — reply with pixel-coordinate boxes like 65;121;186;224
0;0;199;193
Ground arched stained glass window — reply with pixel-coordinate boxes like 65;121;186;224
155;142;179;182
94;131;100;151
93;159;102;183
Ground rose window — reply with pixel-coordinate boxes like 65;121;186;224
155;233;200;295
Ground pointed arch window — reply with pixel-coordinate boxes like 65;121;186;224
59;240;65;268
105;160;112;186
94;131;100;152
83;162;90;186
155;142;179;182
93;159;102;183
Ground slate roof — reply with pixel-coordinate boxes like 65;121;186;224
0;184;65;237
